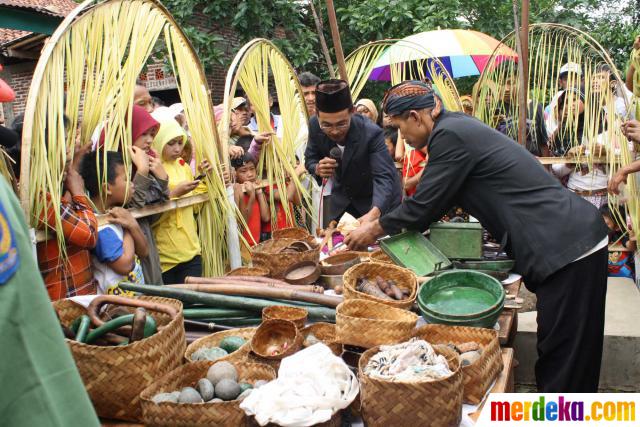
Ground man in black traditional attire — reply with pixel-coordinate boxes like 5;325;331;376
345;80;609;393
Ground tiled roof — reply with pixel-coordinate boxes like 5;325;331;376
0;0;78;17
0;0;77;47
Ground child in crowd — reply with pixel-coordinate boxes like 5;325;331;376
402;146;428;197
152;119;211;284
126;105;169;285
37;139;99;301
80;150;148;295
232;154;270;245
383;127;397;159
601;205;636;279
134;81;155;113
262;162;307;235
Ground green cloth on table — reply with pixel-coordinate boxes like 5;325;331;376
0;176;99;427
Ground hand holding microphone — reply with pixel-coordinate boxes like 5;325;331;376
316;146;343;179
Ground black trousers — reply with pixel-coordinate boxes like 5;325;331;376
534;246;608;392
162;255;202;285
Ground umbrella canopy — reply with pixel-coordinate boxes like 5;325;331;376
370;29;517;80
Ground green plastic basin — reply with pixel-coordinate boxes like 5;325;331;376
418;270;505;324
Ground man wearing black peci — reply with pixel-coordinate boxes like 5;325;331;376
305;79;401;226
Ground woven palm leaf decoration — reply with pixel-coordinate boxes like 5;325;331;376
474;23;637;234
20;0;233;275
219;39;311;241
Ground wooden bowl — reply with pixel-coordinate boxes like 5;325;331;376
283;261;321;286
262;305;308;329
250;319;302;360
321;252;361;275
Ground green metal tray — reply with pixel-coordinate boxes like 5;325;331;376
380;231;452;276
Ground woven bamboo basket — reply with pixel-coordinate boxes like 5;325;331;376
358;344;463;427
226;266;271;277
262;305;308;329
413;324;503;404
53;296;185;422
272;226;314;243
184;327;257;363
251;238;320;279
301;322;343;356
342;262;418;309
140;361;276;427
251;319;303;360
369;249;394;264
335;299;418;348
246;411;342;427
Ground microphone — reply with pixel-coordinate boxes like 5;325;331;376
329;146;342;178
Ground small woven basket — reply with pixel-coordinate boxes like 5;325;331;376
343;262;418;309
140;361;276;427
335;299;418;348
413;324;503;404
226;266;271;277
251;319;303;360
358;344;463;427
53;296;185;422
301;322;343;356
184;327;256;363
262;305;308;329
369;249;394;264
251;238;320;279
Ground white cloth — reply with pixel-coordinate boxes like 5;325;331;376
574;236;608;262
240;344;359;427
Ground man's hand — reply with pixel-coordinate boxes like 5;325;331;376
229;145;244;159
609;168;629;195
315;157;337;178
130;146;149;176
344;220;384;251
108;207;137;230
171;180;200;198
359;207;381;224
623;120;640;144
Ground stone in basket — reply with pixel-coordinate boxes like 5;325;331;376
185;327;256;363
358;344;463;427
413;324;503;404
140;361;276;427
342;262;418;309
336;299;418;348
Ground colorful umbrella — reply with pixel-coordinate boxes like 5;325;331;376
370;29;517;80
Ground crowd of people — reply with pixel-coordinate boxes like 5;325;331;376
0;36;638;305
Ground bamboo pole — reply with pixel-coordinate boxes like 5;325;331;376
309;0;336;79
514;0;529;147
325;0;348;81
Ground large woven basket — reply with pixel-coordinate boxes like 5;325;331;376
53;296;185;422
272;226;315;244
413;324;503;404
358;344;463;427
301;322;343;356
184;327;256;363
335;299;418;348
262;305;308;329
251;238;320;279
140;361;276;427
247;411;342;427
343;262;418;309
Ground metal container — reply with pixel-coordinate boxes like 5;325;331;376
429;222;483;260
